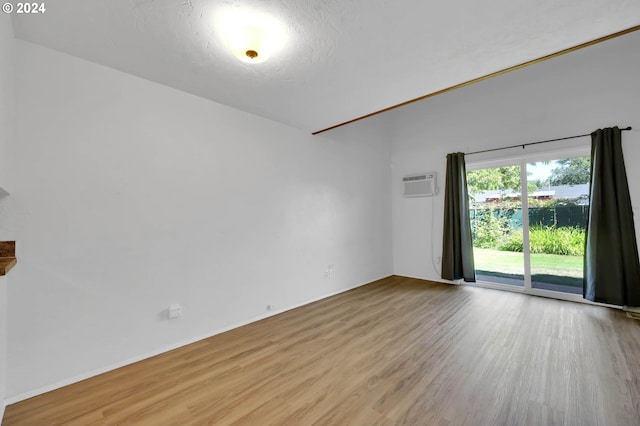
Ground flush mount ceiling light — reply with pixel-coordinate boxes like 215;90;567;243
216;8;287;64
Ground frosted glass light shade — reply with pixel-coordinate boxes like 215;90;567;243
217;8;286;64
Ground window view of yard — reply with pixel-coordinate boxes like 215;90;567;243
468;156;590;294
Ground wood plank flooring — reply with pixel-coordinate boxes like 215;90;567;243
4;276;640;425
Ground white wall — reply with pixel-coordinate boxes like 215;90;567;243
0;13;16;417
391;30;640;281
6;40;392;399
0;15;12;188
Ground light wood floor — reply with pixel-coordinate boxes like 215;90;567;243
4;276;640;425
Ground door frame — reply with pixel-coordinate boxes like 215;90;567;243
465;145;599;305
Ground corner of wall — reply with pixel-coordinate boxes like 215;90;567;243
0;11;16;419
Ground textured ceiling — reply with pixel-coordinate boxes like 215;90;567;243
11;0;640;133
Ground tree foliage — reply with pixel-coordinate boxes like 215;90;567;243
550;156;590;186
467;166;521;195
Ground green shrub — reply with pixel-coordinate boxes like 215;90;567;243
499;226;585;256
472;207;514;249
500;232;524;252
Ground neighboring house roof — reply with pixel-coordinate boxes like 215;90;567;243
550;183;590;199
472;184;590;204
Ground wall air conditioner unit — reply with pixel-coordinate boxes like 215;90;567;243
403;172;437;197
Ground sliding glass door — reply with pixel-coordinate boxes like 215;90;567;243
468;164;525;287
467;149;590;298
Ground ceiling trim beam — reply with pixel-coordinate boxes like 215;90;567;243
312;24;640;135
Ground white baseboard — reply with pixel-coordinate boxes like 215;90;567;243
5;275;389;405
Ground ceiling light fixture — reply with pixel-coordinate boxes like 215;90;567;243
216;8;286;64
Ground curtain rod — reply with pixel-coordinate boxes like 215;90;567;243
465;126;632;156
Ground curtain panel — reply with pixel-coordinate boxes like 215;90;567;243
441;153;475;282
584;126;640;306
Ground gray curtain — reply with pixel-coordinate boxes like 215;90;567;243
584;127;640;306
441;153;475;282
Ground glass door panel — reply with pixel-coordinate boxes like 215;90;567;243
526;157;590;295
468;165;524;287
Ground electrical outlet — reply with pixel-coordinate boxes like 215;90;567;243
266;304;275;312
168;303;182;319
437;256;441;264
325;264;335;279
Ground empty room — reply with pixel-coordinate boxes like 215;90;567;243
1;1;640;425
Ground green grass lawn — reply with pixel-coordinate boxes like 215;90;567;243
473;247;583;287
